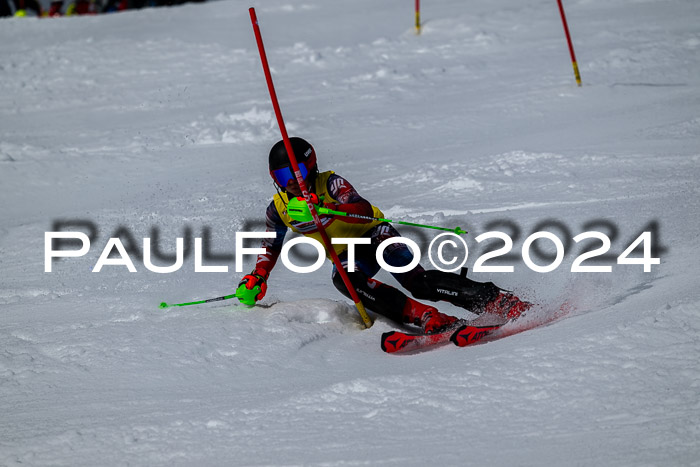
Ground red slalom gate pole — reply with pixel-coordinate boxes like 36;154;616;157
249;7;373;329
556;0;582;86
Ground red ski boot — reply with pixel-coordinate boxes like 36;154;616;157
484;292;532;321
421;309;460;334
402;297;459;334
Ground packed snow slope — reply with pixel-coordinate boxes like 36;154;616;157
1;0;700;465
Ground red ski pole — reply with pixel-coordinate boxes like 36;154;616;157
249;7;373;329
556;0;582;86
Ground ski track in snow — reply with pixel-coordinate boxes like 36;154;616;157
1;0;700;465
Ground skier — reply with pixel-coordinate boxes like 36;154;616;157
236;137;529;333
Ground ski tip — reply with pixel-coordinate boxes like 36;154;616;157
381;330;417;354
380;331;397;353
448;325;468;345
450;324;500;347
159;302;169;309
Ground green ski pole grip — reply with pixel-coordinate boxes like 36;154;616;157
235;283;262;307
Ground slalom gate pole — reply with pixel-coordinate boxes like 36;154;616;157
319;207;466;235
249;7;373;329
415;0;421;34
556;0;582;86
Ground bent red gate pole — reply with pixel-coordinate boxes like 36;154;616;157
556;0;582;86
249;7;373;329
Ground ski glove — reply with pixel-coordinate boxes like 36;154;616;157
236;270;267;307
287;194;332;222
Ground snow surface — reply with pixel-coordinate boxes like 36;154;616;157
1;0;700;465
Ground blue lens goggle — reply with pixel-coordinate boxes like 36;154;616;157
273;162;308;188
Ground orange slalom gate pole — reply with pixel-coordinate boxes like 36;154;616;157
249;7;373;329
556;0;582;86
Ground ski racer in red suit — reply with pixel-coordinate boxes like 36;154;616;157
237;137;529;334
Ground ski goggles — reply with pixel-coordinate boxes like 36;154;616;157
273;162;308;188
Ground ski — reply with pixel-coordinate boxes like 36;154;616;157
379;291;549;353
449;323;502;347
381;322;501;354
380;326;457;354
